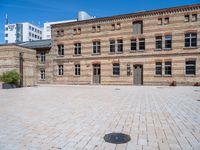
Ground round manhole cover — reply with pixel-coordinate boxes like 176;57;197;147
104;133;131;144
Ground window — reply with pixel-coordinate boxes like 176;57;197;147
78;28;81;34
113;63;120;76
5;34;8;37
74;64;80;76
73;28;81;35
165;35;172;49
92;26;96;33
93;41;101;54
133;21;143;35
29;26;31;30
184;15;190;22
58;45;64;56
110;40;115;53
111;24;115;30
139;39;145;50
191;14;197;22
74;43;81;55
58;65;64;76
117;39;123;52
131;39;137;51
185;60;196;75
158;18;162;25
60;30;64;36
185;33;197;48
155;36;162;50
116;23;121;30
92;26;101;32
40;52;45;63
40;69;45;80
155;62;162;75
164;61;172;75
97;25;101;32
164;17;169;24
127;64;131;76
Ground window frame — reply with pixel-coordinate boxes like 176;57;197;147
155;36;162;50
93;41;101;54
58;65;64;76
133;21;143;35
185;60;196;75
185;33;197;48
139;38;145;50
112;63;120;76
74;43;81;55
74;64;81;76
130;39;137;51
40;69;45;80
57;44;64;56
155;62;162;76
164;35;172;50
164;61;172;76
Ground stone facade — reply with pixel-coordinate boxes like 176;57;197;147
0;45;37;86
50;4;200;85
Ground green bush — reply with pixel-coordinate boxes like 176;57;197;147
0;70;20;84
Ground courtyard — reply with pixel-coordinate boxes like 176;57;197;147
0;85;200;150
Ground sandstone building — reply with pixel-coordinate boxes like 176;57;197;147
0;4;200;86
50;4;200;85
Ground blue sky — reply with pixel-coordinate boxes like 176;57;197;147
0;0;199;43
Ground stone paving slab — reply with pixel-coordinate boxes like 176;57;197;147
0;85;200;150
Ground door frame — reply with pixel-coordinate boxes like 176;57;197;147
92;64;101;84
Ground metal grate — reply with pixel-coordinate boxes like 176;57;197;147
104;133;131;144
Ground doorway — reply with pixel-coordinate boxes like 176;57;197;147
93;64;101;84
134;65;143;85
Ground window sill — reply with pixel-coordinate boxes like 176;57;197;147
163;48;172;51
57;55;64;57
185;74;196;77
74;75;80;77
57;75;64;77
129;50;137;53
163;75;172;77
138;49;145;52
73;54;81;57
112;75;120;77
39;79;46;81
91;53;101;56
154;49;162;51
183;47;197;50
154;75;162;77
116;52;123;54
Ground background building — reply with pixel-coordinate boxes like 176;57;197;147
5;22;43;43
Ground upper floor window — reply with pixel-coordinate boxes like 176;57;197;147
40;51;46;63
191;14;197;22
113;63;120;76
164;61;172;75
116;23;121;30
92;25;101;33
155;62;162;75
165;35;172;49
73;28;81;35
40;69;45;80
93;41;101;54
133;21;143;35
184;15;190;22
58;65;64;76
158;18;162;25
5;33;8;37
185;60;196;75
111;24;115;31
164;17;169;25
74;64;80;76
139;39;145;50
109;39;123;53
131;39;137;51
58;45;64;56
155;36;162;50
185;33;197;48
56;30;64;36
74;43;81;55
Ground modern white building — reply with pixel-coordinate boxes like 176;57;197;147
5;22;42;43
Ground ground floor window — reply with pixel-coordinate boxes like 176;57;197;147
185;60;196;75
164;61;172;75
40;69;45;80
155;62;162;75
58;65;64;76
113;63;120;76
75;64;80;76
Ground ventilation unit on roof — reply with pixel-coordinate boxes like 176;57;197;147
77;11;95;21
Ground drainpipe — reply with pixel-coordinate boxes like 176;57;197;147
19;52;24;87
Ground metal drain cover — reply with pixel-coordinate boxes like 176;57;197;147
104;133;131;144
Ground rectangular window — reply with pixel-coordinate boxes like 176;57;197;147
155;62;162;75
58;45;64;56
131;39;137;51
92;26;96;32
75;64;80;76
185;33;197;48
127;64;131;76
5;34;8;37
110;40;115;52
58;65;64;76
117;39;123;52
40;51;45;63
165;35;172;49
186;60;196;75
97;25;101;32
74;43;81;55
165;61;172;75
191;14;197;22
155;36;162;50
116;23;121;30
113;63;120;76
139;39;145;50
111;24;115;30
40;69;45;80
164;17;169;24
184;15;190;22
93;41;101;54
158;18;162;25
133;21;143;35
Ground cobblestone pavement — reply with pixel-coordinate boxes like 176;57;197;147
0;85;200;150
